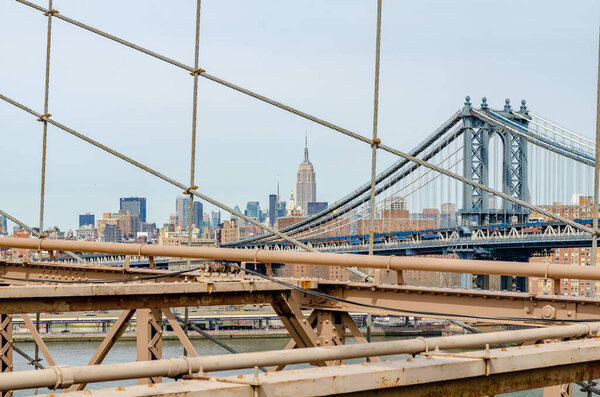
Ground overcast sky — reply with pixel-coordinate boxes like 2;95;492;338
1;1;600;231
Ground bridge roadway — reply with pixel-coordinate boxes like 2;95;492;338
238;221;592;260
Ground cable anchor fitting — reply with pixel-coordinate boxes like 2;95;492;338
36;113;52;122
190;68;206;76
371;138;381;148
183;186;198;195
44;9;59;16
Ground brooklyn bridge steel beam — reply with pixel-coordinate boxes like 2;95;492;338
1;322;600;392
3;237;600;282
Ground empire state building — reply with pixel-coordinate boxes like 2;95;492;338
296;136;316;216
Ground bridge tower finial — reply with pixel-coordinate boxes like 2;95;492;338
464;96;471;106
520;99;528;113
504;98;511;112
481;97;488;110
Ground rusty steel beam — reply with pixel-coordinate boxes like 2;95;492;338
293;282;600;324
5;237;600;282
20;338;600;396
19;313;55;367
4;322;600;391
3;279;600;325
136;309;163;385
340;312;380;363
0;314;10;397
34;359;600;397
271;293;320;349
162;308;199;358
0;259;199;285
0;281;308;314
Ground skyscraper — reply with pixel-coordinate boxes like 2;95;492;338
210;210;221;231
120;197;146;224
193;201;203;229
296;135;316;216
246;201;260;219
268;194;277;226
175;196;190;229
79;213;95;228
0;215;7;235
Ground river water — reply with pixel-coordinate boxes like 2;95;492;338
10;337;584;396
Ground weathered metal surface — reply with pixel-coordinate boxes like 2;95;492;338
136;309;163;384
19;313;55;366
35;380;252;396
0;314;11;397
162;308;199;358
5;237;600;282
0;281;310;313
0;259;195;285
3;277;600;325
5;323;600;391
294;282;600;324
31;339;600;396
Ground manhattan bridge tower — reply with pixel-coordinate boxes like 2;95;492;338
460;96;531;227
458;96;531;292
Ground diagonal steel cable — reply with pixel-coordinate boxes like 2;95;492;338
187;0;202;257
38;0;54;235
367;0;383;257
184;0;203;353
0;93;370;279
0;208;84;262
36;0;55;369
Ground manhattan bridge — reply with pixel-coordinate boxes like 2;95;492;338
228;95;597;292
2;1;600;396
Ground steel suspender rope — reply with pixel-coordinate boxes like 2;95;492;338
592;27;600;297
35;0;54;371
366;0;383;344
184;0;202;356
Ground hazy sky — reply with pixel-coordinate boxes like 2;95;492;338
1;1;600;231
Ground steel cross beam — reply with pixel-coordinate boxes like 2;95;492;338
2;279;600;326
6;238;600;282
292;282;600;325
0;259;198;285
0;281;312;314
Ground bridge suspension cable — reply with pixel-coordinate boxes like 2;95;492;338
529;111;595;145
367;0;383;258
479;109;593;165
515;112;594;150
